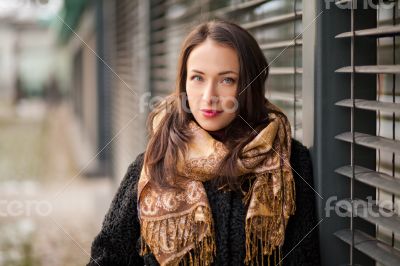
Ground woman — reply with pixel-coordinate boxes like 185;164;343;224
88;19;321;266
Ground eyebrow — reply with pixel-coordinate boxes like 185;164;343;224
190;69;238;75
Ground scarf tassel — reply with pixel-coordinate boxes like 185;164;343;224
243;168;296;266
180;232;216;266
244;215;285;266
139;206;216;266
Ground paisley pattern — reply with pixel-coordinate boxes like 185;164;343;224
137;100;296;266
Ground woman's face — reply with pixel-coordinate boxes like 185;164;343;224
185;38;239;132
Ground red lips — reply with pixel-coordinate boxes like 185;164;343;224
200;109;223;118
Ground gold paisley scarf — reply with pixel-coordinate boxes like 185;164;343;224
137;100;296;266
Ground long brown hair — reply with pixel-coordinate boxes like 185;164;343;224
143;19;288;191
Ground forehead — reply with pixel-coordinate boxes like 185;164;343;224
187;39;239;73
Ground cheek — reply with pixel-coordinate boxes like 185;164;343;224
223;97;237;110
185;88;200;108
220;88;238;111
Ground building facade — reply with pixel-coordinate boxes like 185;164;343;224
62;1;400;265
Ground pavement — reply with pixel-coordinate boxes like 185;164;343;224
0;99;114;266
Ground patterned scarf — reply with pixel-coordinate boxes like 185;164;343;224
137;100;296;266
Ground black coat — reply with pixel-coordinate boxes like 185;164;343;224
87;138;321;266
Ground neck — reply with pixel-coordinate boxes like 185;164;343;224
206;127;227;142
191;117;228;141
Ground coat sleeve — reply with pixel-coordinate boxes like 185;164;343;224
87;152;147;266
282;139;322;266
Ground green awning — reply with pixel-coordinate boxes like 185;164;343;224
57;0;88;45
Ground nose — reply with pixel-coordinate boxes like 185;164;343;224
201;80;219;105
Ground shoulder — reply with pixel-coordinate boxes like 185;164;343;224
108;151;145;209
93;152;146;239
289;138;315;195
126;152;145;180
291;137;308;155
290;138;312;170
121;152;145;196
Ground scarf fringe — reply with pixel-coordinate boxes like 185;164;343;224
244;215;284;265
139;205;216;266
243;168;296;265
178;232;216;266
243;244;282;266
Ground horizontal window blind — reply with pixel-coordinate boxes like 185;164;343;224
334;1;400;265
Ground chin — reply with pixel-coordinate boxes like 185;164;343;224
201;124;221;131
195;119;228;132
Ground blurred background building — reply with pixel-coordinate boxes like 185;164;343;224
0;0;399;265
